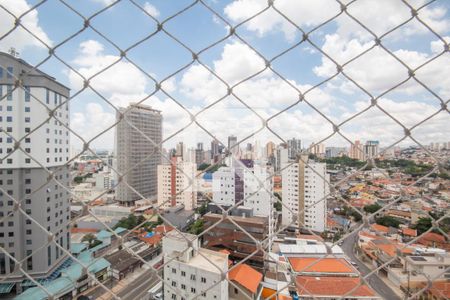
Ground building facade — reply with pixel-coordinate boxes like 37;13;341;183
0;52;71;292
287;138;301;160
349;140;364;160
281;155;329;232
157;156;197;211
115;103;162;205
162;231;229;300
212;161;273;217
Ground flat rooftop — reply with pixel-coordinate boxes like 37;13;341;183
187;248;228;274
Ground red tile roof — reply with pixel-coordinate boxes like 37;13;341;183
370;224;389;233
419;232;446;244
402;228;417;237
427;281;450;299
71;228;98;234
296;276;376;297
288;257;355;274
228;264;263;294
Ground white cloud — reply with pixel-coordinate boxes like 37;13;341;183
314;34;450;96
143;2;160;17
224;0;449;42
0;0;52;52
68;40;148;98
71;103;116;147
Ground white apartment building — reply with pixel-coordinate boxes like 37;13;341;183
157;157;197;211
0;52;71;292
162;231;229;300
212;163;273;217
94;171;112;190
281;155;329;232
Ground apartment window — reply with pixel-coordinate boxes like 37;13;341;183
25;148;30;153
171;294;176;300
25;199;31;204
8;232;13;237
181;284;186;290
201;277;206;283
25;158;31;164
0;67;3;78
25;179;31;184
191;288;196;293
46;89;49;104
25;138;30;143
25;107;30;112
26;240;32;245
25;127;30;133
171;281;176;287
24;86;30;102
181;271;186;277
172;268;176;274
47;246;51;266
26;229;32;235
6;85;12;100
6;106;12;111
8;221;13;226
6;67;13;78
190;274;196;281
25;189;31;194
25;117;30;123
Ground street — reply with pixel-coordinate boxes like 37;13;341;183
341;231;401;300
116;268;161;299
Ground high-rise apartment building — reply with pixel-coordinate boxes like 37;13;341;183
265;141;276;158
228;135;238;156
210;139;220;163
364;140;379;159
349;140;364;160
195;142;204;167
310;142;325;157
0;52;71;292
287;138;302;160
212;161;273;217
162;231;229;300
115;103;162;205
175;142;184;159
157;156;197;210
281;155;329;232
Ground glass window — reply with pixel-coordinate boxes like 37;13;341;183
46;89;49;104
24;86;30;102
6;85;12;100
25;107;30;112
0;67;3;78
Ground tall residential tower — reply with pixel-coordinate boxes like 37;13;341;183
0;52;71;292
115;103;162;205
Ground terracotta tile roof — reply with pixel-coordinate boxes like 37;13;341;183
419;232;446;244
427;281;450;299
139;234;162;246
70;228;98;234
288;257;355;274
359;231;380;240
296;234;324;242
296;276;376;297
228;264;263;294
402;228;417;237
374;242;414;257
154;225;174;235
370;224;389;233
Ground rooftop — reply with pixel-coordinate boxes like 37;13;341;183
288;257;356;274
187;248;229;274
228;264;263;294
295;276;377;297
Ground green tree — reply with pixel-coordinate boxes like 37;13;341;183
376;216;401;228
273;201;282;212
188;219;204;235
364;204;382;214
82;233;100;248
197;163;210;171
413;217;433;235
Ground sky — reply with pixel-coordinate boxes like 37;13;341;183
0;0;449;152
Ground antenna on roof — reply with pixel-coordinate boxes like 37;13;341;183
8;47;20;58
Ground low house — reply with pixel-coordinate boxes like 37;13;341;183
228;264;263;300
